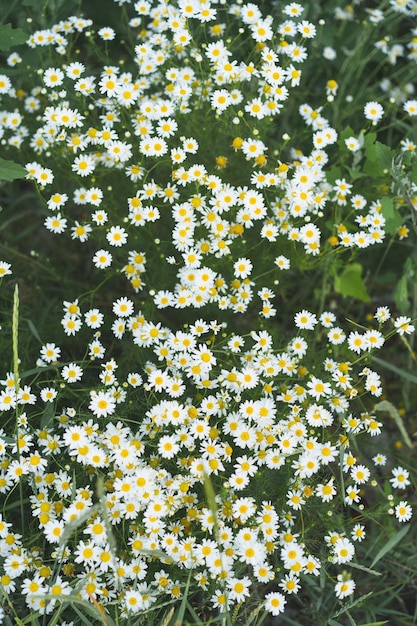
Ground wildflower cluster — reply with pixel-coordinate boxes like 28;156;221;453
0;0;416;623
0;305;413;617
3;0;410;321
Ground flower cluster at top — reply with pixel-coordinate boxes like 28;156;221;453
2;0;416;320
0;0;416;622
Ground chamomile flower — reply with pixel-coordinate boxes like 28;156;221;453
395;501;412;522
47;192;68;210
98;27;116;40
0;261;12;277
89;390;116;417
61;314;82;336
390;466;411;489
106;225;128;247
233;258;253;278
93;249;112;269
351;524;366;542
40;343;61;363
403;99;417;116
43;67;64;87
394;316;415;336
364;101;384;122
40;387;57;402
334;576;356;599
294;309;318;330
72;153;96;177
113;297;134;318
333;537;355;564
61;363;83;383
345;136;360;151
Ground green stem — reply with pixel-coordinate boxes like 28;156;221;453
13;284;19;396
12;285;25;537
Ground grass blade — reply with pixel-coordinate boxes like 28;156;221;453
370;525;411;568
171;571;191;626
348;561;382;576
374;400;413;448
371;355;417;385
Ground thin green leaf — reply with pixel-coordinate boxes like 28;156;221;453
242;605;267;626
332;592;374;618
372;355;417;385
135;547;174;563
373;400;413;448
370;525;411;568
203;470;219;536
22;0;48;6
184;602;202;624
41;401;55;429
339;445;346;507
359;622;389;626
72;603;103;626
20;364;61;379
28;319;42;343
59;504;100;548
160;607;176;626
62;594;115;626
348;561;382;576
280;616;307;626
96;478;120;561
170;571;191;626
45;606;64;626
12;617;30;626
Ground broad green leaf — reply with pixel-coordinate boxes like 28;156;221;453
380;196;403;235
370;525;410;568
334;263;370;302
345;164;366;181
339;125;355;142
325;165;342;186
393;273;410;313
364;141;393;178
367;141;394;168
0;157;26;182
363;131;377;148
0;23;28;51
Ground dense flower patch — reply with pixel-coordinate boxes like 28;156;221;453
0;0;416;623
